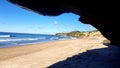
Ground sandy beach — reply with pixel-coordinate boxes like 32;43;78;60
0;37;120;68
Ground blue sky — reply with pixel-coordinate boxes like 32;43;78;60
0;0;96;34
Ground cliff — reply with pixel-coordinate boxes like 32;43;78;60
56;30;103;38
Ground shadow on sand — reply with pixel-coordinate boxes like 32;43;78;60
48;44;120;68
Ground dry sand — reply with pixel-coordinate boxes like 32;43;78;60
0;37;120;68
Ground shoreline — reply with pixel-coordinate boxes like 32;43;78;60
0;39;56;48
0;38;71;48
0;39;77;61
0;37;118;68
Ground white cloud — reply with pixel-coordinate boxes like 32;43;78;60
54;21;58;25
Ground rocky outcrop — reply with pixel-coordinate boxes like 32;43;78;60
8;0;120;46
56;33;68;37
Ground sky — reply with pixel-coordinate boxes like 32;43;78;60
0;0;96;35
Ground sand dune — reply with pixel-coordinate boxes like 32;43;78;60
0;37;120;68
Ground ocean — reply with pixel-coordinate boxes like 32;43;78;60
0;32;71;48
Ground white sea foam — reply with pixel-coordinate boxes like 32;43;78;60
0;35;10;37
0;38;45;42
50;37;59;40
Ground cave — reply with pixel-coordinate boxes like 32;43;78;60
8;0;120;46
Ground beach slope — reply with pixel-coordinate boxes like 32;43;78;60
0;37;120;68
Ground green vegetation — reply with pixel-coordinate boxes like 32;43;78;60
56;30;100;38
67;31;85;37
56;30;102;38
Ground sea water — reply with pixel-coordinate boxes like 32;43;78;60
0;32;71;48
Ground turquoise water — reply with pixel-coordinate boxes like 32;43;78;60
0;32;71;48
